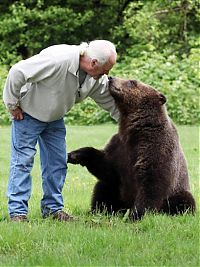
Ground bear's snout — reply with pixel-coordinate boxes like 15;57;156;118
108;76;115;87
108;77;120;88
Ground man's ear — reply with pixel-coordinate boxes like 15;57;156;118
91;59;98;68
159;93;167;105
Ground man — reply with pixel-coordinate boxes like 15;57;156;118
3;40;119;222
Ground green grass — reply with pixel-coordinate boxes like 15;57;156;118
0;125;199;267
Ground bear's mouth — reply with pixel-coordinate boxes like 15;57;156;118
109;84;121;97
108;78;121;95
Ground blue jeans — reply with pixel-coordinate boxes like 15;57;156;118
7;113;67;218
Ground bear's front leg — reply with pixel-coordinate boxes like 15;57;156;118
68;147;115;181
91;181;122;214
131;198;163;221
130;188;163;221
68;147;102;166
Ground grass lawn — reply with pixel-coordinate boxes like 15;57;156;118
0;125;199;266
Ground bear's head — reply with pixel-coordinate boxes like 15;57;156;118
109;77;166;117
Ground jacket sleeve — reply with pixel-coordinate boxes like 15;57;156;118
3;53;56;110
89;75;120;122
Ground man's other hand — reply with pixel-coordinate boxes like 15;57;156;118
11;107;24;120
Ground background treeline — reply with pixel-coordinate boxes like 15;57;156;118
0;0;199;125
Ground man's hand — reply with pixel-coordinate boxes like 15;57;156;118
10;107;24;120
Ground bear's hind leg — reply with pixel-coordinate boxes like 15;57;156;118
161;190;196;215
91;181;122;214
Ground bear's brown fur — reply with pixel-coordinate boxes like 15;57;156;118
68;77;196;220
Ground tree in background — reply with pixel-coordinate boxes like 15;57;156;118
114;0;199;57
112;0;199;125
0;0;199;125
0;0;199;65
0;0;130;65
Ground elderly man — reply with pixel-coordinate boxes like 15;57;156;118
3;40;118;222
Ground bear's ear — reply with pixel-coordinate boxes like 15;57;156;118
159;93;167;105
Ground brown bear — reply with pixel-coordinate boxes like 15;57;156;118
68;77;196;221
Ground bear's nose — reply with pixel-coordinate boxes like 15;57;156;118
108;76;113;81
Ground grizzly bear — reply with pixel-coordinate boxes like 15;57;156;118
68;77;196;221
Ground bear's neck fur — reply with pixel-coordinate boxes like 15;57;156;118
118;105;171;143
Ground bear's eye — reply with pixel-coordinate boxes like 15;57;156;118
128;80;137;88
126;80;137;88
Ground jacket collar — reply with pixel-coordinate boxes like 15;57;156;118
68;45;80;77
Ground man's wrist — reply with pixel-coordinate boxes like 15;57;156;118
7;103;19;111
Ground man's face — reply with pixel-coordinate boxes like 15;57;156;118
88;58;115;80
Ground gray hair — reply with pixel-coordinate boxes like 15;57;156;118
80;40;117;65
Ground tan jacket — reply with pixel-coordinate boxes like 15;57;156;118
3;44;119;122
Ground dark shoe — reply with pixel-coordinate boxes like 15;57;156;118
52;210;74;222
10;215;28;222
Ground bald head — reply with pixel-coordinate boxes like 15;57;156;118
79;40;117;79
87;40;117;65
80;40;117;66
